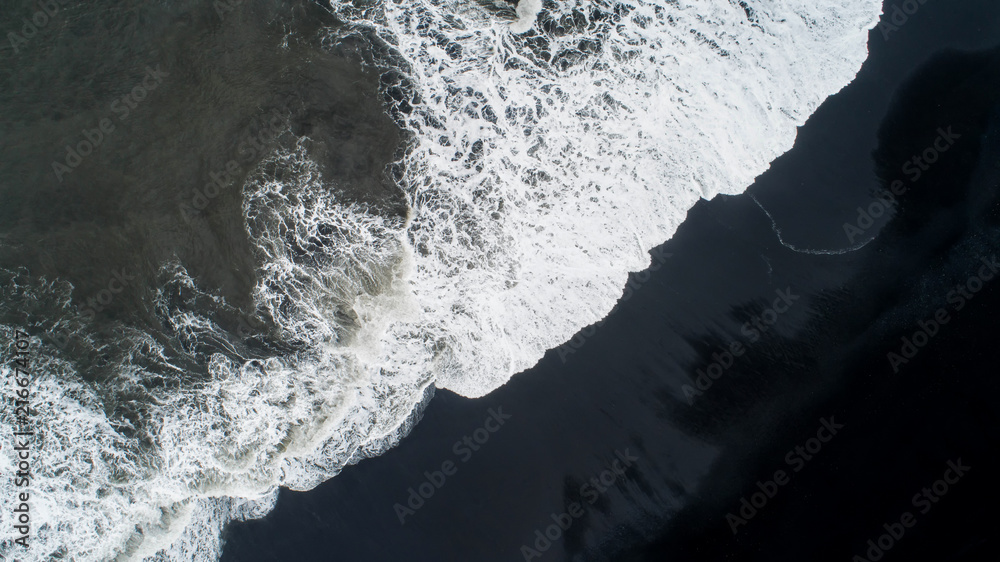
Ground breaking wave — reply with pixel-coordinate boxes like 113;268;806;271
0;0;882;559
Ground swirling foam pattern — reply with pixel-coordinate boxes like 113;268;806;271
0;0;881;559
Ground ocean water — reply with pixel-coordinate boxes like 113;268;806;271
0;0;883;560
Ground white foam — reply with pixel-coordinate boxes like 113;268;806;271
370;0;882;396
1;1;882;560
509;0;543;33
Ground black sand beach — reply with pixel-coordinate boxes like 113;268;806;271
221;1;1000;561
3;0;999;560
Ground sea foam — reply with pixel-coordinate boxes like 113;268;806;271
0;0;882;559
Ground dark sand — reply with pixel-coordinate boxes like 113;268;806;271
221;1;1000;561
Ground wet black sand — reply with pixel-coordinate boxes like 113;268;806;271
221;1;1000;561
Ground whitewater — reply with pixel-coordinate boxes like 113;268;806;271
0;0;883;559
